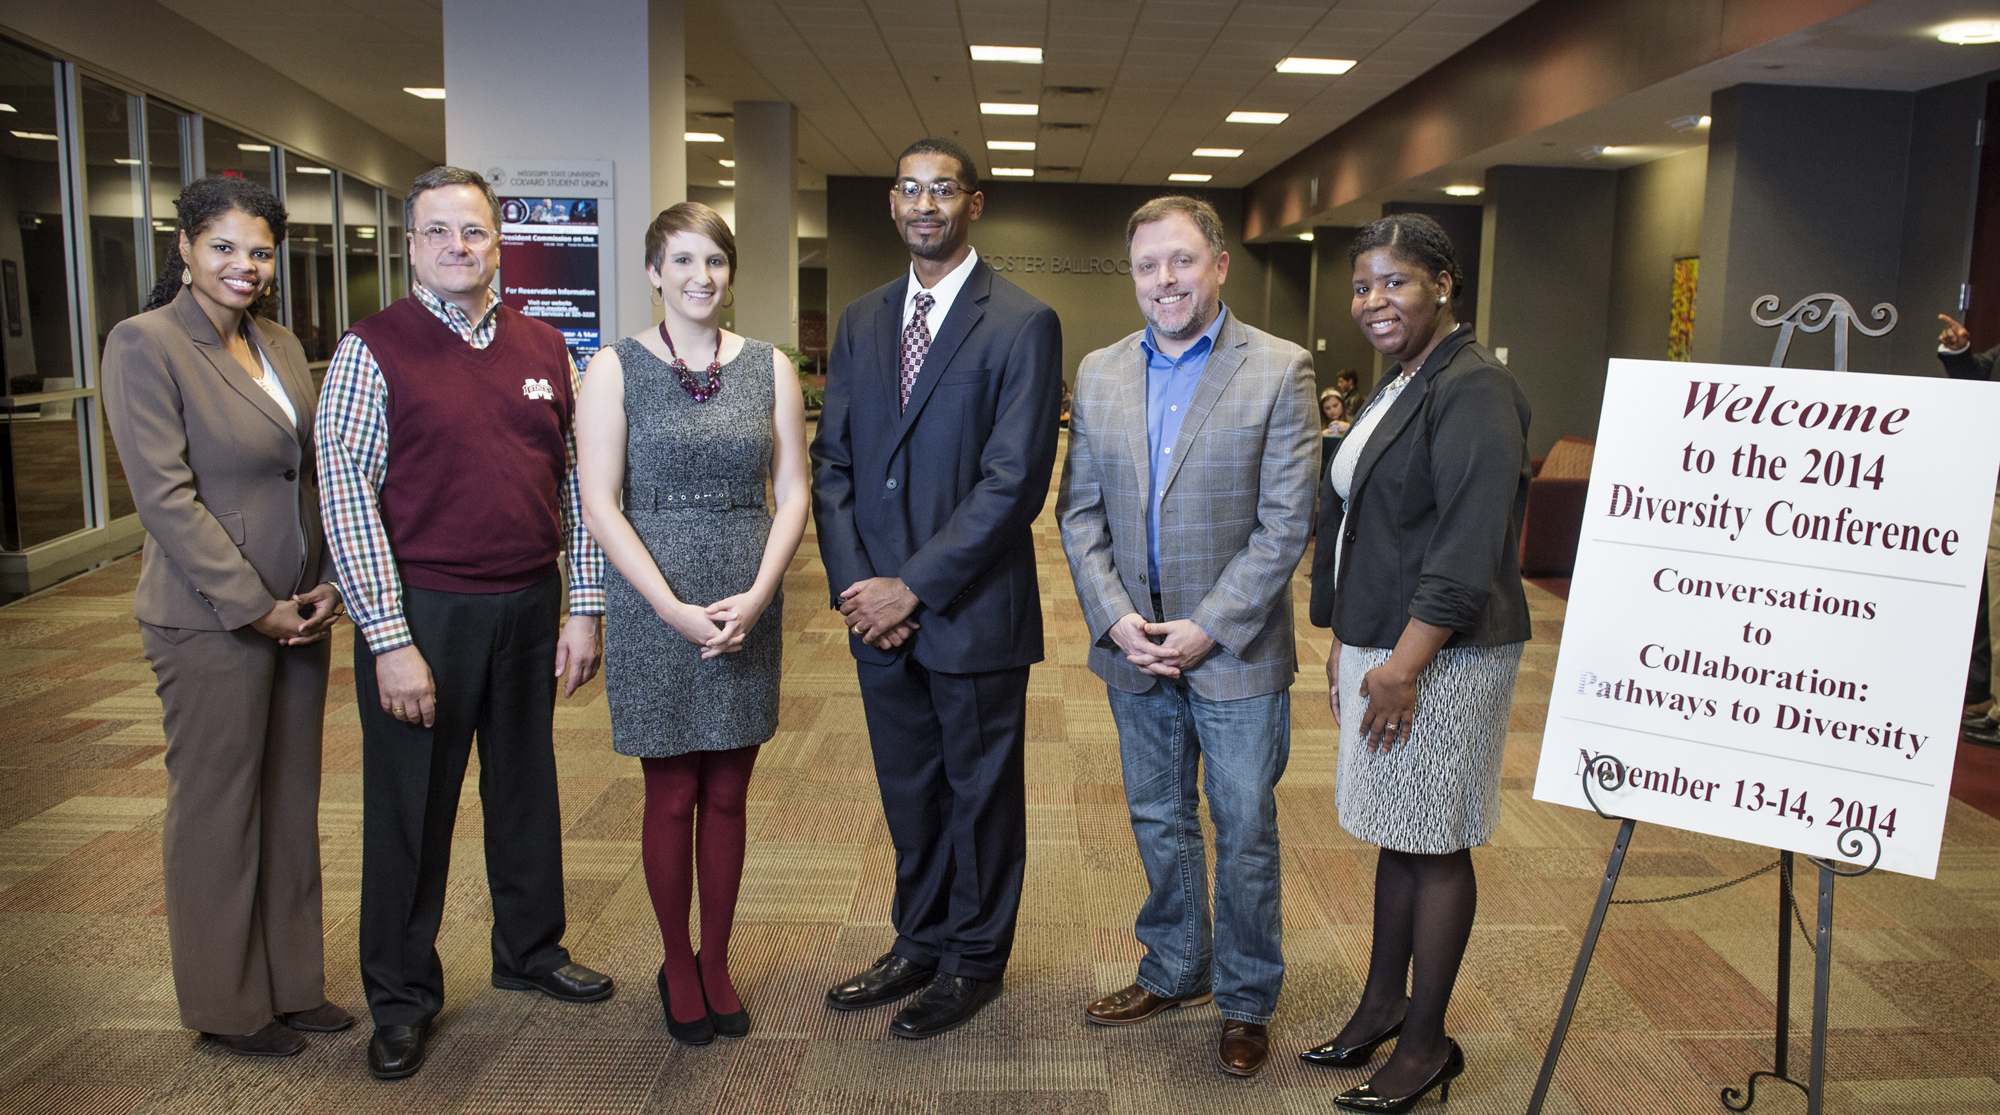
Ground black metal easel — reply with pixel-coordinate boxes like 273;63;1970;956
1523;755;1880;1115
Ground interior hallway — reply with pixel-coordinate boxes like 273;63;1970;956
3;480;1999;1115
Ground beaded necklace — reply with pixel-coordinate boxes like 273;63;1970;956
659;321;723;402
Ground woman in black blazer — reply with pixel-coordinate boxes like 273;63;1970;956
1300;215;1532;1112
101;177;349;1057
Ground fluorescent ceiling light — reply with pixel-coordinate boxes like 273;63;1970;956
1442;185;1483;197
1276;57;1356;75
238;142;272;152
719;179;734;186
980;102;1038;115
718;159;735;167
1227;111;1289;125
1939;21;2000;44
1297;232;1314;241
10;130;57;140
686;131;725;142
152;220;174;231
295;165;332;174
987;140;1035;150
1667;114;1710;132
991;167;1034;177
1577;145;1608;160
1192;148;1242;158
0;104;16;113
1168;173;1211;182
403;87;446;100
970;45;1042;64
114;157;141;166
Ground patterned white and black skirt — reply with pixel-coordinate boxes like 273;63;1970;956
1335;642;1525;854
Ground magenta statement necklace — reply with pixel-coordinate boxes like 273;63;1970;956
659;321;723;402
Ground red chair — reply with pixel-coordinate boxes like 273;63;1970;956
1519;436;1594;577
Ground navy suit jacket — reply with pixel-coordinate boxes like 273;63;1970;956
810;258;1063;674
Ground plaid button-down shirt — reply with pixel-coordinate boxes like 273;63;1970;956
316;283;605;654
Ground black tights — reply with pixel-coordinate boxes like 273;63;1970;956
1331;847;1477;1095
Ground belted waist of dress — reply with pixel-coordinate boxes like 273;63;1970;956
626;479;768;511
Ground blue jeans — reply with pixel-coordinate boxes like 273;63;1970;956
1106;681;1290;1023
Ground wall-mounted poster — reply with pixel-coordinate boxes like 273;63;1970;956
1669;256;1697;361
485;159;614;364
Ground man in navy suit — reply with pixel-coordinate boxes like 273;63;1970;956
811;137;1062;1038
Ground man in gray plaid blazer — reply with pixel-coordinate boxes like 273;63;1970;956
1056;196;1318;1077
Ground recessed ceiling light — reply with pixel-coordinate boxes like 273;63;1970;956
1192;148;1242;158
1297;232;1314;241
9;130;57;141
991;167;1034;177
1667;114;1710;132
295;165;332;174
717;159;734;168
1226;111;1289;125
987;140;1036;150
238;142;272;152
686;131;725;142
970;45;1042;64
1276;57;1356;75
1442;185;1483;197
0;104;16;113
1939;20;2000;44
1577;145;1608;160
1168;173;1211;182
356;227;376;237
719;179;734;186
980;102;1039;115
403;87;446;100
114;157;140;166
152;220;174;231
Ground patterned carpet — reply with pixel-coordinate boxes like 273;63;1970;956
3;479;1999;1114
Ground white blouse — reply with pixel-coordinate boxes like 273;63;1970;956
1327;369;1417;580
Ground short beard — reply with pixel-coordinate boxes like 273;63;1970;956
904;230;958;261
1142;298;1209;342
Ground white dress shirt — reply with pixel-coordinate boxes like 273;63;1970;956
901;247;981;336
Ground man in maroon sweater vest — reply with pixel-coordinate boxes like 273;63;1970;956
317;167;612;1081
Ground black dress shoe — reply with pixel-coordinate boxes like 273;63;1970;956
1965;717;2000;749
656;967;715;1045
204;1019;306;1058
825;952;937;1011
1333;1038;1466;1112
367;1023;428;1081
888;974;1000;1039
492;962;615;1003
1302;1019;1404;1068
697;952;750;1038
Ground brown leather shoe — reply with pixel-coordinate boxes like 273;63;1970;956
1084;983;1214;1027
282;1002;356;1032
1217;1019;1270;1076
203;1019;307;1057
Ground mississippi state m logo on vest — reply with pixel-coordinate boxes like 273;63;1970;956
522;378;555;401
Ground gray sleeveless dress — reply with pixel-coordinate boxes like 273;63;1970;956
603;336;780;757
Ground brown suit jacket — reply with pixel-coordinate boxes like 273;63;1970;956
102;287;325;631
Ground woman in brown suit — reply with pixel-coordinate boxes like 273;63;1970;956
101;177;351;1056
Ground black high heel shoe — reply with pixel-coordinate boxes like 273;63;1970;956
657;967;716;1045
696;951;750;1038
1301;1019;1403;1068
1331;1038;1465;1112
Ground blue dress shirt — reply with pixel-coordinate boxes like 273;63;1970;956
1140;305;1229;593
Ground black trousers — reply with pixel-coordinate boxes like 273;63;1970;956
357;574;571;1026
855;655;1030;982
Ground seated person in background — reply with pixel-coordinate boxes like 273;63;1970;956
1319;388;1351;436
1335;367;1362;419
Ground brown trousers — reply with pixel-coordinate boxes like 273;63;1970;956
142;622;331;1034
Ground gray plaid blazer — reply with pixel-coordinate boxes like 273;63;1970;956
1057;310;1318;700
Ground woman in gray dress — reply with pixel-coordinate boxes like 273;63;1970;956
576;202;809;1046
1301;214;1533;1111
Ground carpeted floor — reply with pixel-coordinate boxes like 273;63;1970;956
3;480;1999;1114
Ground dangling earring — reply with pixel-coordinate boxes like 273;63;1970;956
722;287;735;309
182;267;192;285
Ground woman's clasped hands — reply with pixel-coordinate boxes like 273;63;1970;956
659;591;769;659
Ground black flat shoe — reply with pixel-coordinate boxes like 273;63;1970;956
492;962;614;1003
1333;1039;1466;1112
367;1022;428;1081
825;952;937;1011
697;951;750;1037
204;1019;307;1058
888;974;1000;1040
657;967;715;1046
1302;1019;1404;1068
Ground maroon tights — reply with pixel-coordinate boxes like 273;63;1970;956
641;746;760;1023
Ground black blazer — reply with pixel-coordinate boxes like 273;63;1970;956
810;259;1064;674
1308;326;1533;649
1941;344;1998;381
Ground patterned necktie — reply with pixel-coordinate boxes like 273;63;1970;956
900;290;935;412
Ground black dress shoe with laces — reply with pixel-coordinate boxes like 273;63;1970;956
825;952;937;1011
492;962;615;1003
367;1022;428;1081
888;974;1001;1039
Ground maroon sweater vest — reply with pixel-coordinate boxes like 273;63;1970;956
347;297;574;594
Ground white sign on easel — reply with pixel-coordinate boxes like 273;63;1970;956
1532;358;2000;878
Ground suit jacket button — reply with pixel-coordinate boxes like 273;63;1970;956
887;478;898;489
283;468;298;481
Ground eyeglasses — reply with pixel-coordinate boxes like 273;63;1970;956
890;180;965;201
417;224;496;250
